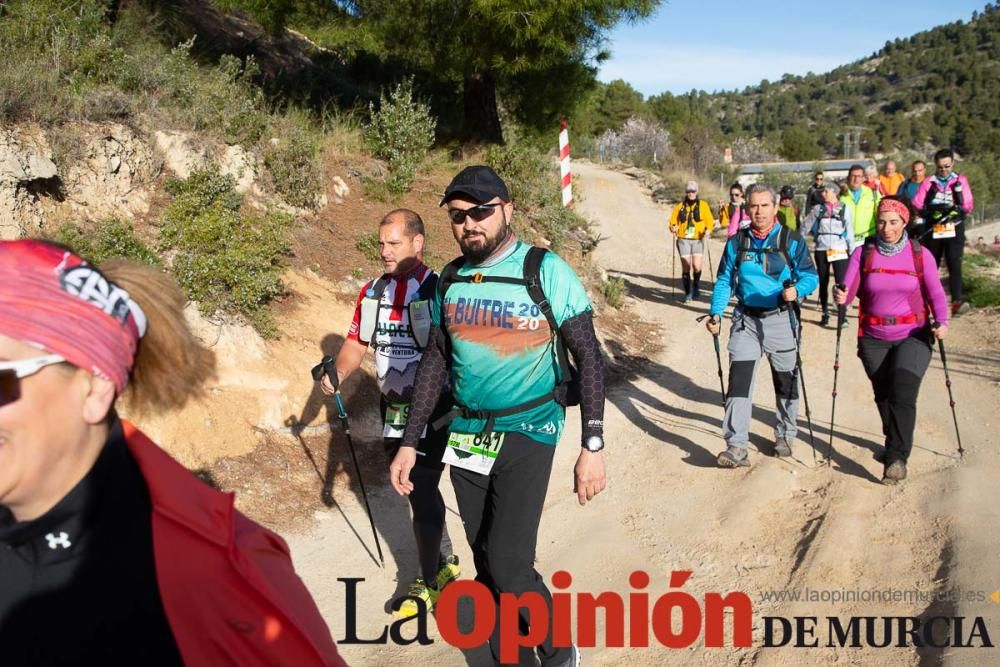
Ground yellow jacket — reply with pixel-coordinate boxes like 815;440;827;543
669;199;715;240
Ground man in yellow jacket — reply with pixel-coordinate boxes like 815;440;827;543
840;164;881;243
669;180;716;301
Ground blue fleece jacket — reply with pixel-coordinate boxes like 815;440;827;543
710;225;818;316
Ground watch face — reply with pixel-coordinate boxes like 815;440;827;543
584;437;604;452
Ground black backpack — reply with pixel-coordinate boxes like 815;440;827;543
437;246;580;410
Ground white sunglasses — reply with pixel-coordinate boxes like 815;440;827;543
0;354;67;405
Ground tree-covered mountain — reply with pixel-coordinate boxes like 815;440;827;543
581;3;1000;163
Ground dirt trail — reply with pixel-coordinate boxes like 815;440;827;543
285;162;1000;666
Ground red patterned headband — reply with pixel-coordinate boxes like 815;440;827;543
878;198;910;225
0;240;146;393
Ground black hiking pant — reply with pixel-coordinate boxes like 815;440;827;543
923;223;964;304
813;250;848;314
857;332;933;465
450;433;569;667
384;397;453;586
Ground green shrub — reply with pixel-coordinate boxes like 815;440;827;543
484;138;588;250
962;255;1000;308
363;79;436;194
53;219;159;267
160;167;292;337
355;231;381;263
602;277;626;308
264;110;323;208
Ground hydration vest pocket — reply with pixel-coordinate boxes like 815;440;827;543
358;296;380;344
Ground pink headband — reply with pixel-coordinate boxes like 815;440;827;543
878;198;910;225
0;240;146;393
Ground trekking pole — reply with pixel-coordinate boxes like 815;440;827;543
696;314;726;406
782;280;819;463
311;355;385;567
931;323;964;458
705;234;715;282
826;287;847;465
671;231;677;298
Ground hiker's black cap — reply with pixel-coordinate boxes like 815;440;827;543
440;166;510;206
780;185;795;198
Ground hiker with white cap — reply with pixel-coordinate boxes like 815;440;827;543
668;180;716;302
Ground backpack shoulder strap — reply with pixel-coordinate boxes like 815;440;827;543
437;257;466;303
778;225;793;271
910;238;923;280
523;246;558;332
416;270;437;302
369;275;391;302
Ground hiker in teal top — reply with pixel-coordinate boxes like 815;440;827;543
393;165;605;667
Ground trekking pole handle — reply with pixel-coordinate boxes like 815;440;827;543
311;355;348;417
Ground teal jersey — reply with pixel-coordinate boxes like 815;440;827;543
432;240;593;445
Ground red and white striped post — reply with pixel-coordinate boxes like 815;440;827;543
559;117;572;207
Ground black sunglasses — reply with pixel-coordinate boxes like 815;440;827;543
447;202;503;225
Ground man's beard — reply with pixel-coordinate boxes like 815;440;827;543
460;221;510;264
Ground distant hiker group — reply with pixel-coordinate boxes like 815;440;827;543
678;148;971;485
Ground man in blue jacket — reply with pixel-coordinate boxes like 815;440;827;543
705;183;819;467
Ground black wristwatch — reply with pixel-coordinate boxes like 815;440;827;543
582;436;605;453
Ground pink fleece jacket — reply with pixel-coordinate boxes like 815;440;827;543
726;206;750;237
842;243;949;340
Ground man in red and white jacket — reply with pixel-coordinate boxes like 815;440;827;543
322;208;460;619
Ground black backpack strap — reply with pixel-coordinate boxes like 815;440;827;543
370;275;391;302
416;271;437;302
523;246;557;332
437;257;466;304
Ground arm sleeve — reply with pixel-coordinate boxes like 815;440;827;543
958;175;974;214
911;178;931;211
842;247;863;306
400;326;450;448
791;236;819;298
560;312;605;441
921;247;950;326
710;238;737;316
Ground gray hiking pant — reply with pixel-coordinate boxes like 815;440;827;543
723;307;800;449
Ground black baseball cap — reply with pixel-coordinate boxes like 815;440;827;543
440;166;510;206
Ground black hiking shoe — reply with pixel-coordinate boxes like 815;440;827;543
881;460;907;485
717;446;750;468
773;437;792;457
820;312;830;327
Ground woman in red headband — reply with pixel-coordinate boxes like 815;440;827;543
834;197;949;485
0;240;346;666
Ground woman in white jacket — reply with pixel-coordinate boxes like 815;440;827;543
805;183;856;327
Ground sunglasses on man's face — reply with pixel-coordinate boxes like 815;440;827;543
447;202;503;225
0;354;66;406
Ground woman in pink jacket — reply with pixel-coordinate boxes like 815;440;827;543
834;198;949;485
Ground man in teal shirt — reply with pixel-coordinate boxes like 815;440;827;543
393;166;606;667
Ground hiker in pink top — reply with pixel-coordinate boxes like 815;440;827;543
834;197;949;486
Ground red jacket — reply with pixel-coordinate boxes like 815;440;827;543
123;421;348;667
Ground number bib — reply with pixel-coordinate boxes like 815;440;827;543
933;222;956;239
442;431;506;475
826;248;848;262
384;402;425;439
684;225;698;239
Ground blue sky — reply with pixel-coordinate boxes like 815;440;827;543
598;1;989;97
